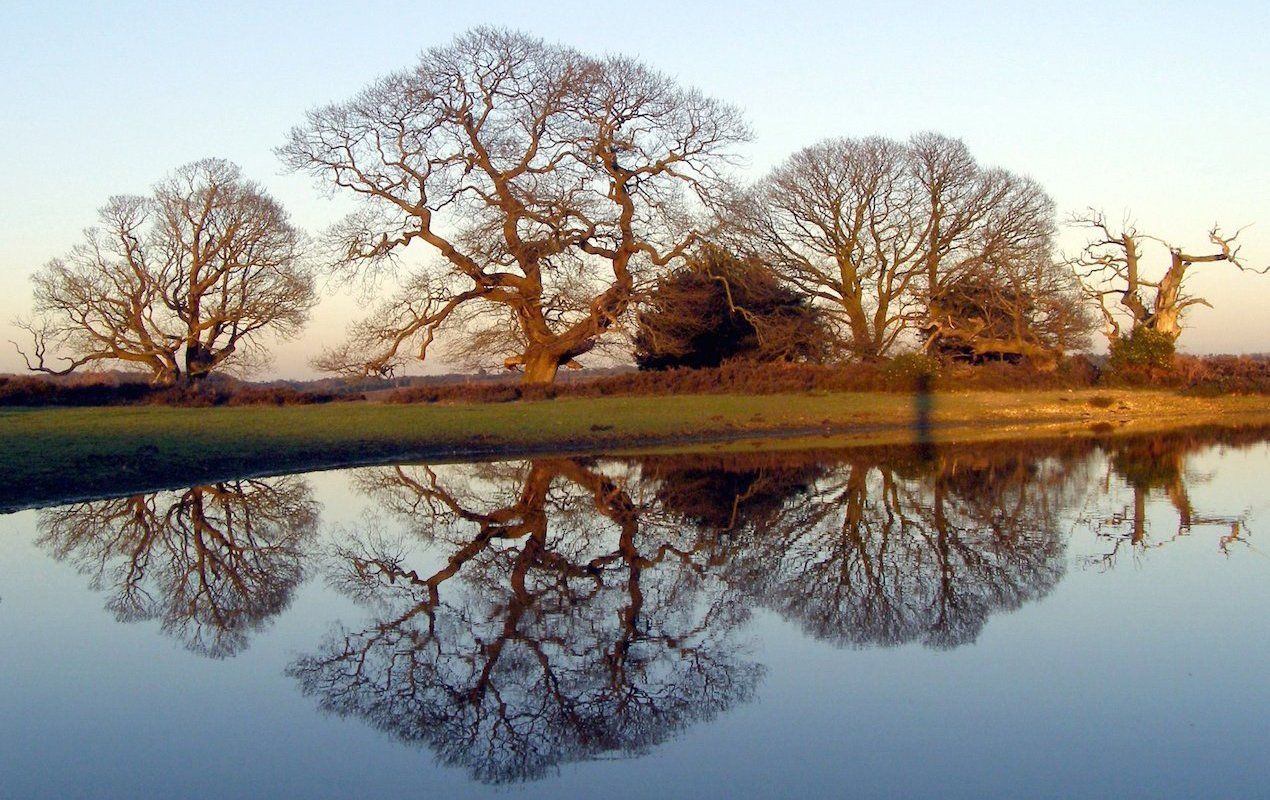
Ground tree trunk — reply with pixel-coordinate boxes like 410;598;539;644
1131;489;1147;546
153;368;181;387
842;300;880;361
521;349;562;385
1149;308;1184;341
185;342;215;382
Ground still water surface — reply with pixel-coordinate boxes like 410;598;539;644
1;429;1267;799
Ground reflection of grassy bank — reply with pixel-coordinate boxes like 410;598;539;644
2;389;1267;512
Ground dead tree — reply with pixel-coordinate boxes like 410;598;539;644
1084;432;1256;568
1068;209;1266;345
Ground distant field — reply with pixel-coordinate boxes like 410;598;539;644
2;389;1267;511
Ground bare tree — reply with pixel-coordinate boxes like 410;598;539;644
280;27;747;384
739;133;1054;361
740;137;920;360
1068;209;1266;345
19;196;178;379
16;159;314;383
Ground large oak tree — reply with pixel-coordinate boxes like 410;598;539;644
280;28;747;384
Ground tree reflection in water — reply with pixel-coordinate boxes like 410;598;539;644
36;427;1261;783
1083;428;1262;567
708;446;1087;649
293;441;1106;781
38;478;319;658
291;459;761;784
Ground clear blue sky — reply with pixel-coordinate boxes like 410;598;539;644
2;0;1267;377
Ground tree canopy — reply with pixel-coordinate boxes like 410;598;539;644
737;133;1056;361
18;28;1266;383
280;27;748;384
924;250;1094;369
18;159;314;383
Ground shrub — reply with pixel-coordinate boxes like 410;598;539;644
4;350;1262;409
1100;347;1269;394
1173;354;1270;395
1056;354;1102;387
0;375;153;406
1108;327;1175;377
0;375;351;407
880;353;941;389
633;245;831;370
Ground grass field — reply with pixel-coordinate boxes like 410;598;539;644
2;389;1268;511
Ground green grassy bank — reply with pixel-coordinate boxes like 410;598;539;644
2;389;1267;511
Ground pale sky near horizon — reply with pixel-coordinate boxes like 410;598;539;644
2;0;1267;379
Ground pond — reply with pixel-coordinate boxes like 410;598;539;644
1;427;1267;799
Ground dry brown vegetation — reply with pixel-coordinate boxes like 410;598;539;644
4;353;1268;408
1114;354;1270;395
0;374;347;407
383;356;1269;403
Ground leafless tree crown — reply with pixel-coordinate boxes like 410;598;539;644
735;133;1061;363
280;27;748;384
16;159;315;383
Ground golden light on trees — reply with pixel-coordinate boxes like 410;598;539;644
17;159;315;383
280;28;748;384
1067;210;1268;348
736;133;1064;364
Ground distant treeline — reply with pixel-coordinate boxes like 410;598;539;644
4;354;1268;407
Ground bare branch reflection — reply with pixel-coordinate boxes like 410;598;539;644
39;478;319;658
707;447;1084;649
26;427;1267;785
291;459;761;784
292;442;1121;781
1083;428;1261;567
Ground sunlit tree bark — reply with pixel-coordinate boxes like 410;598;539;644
1067;209;1266;346
280;28;747;384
